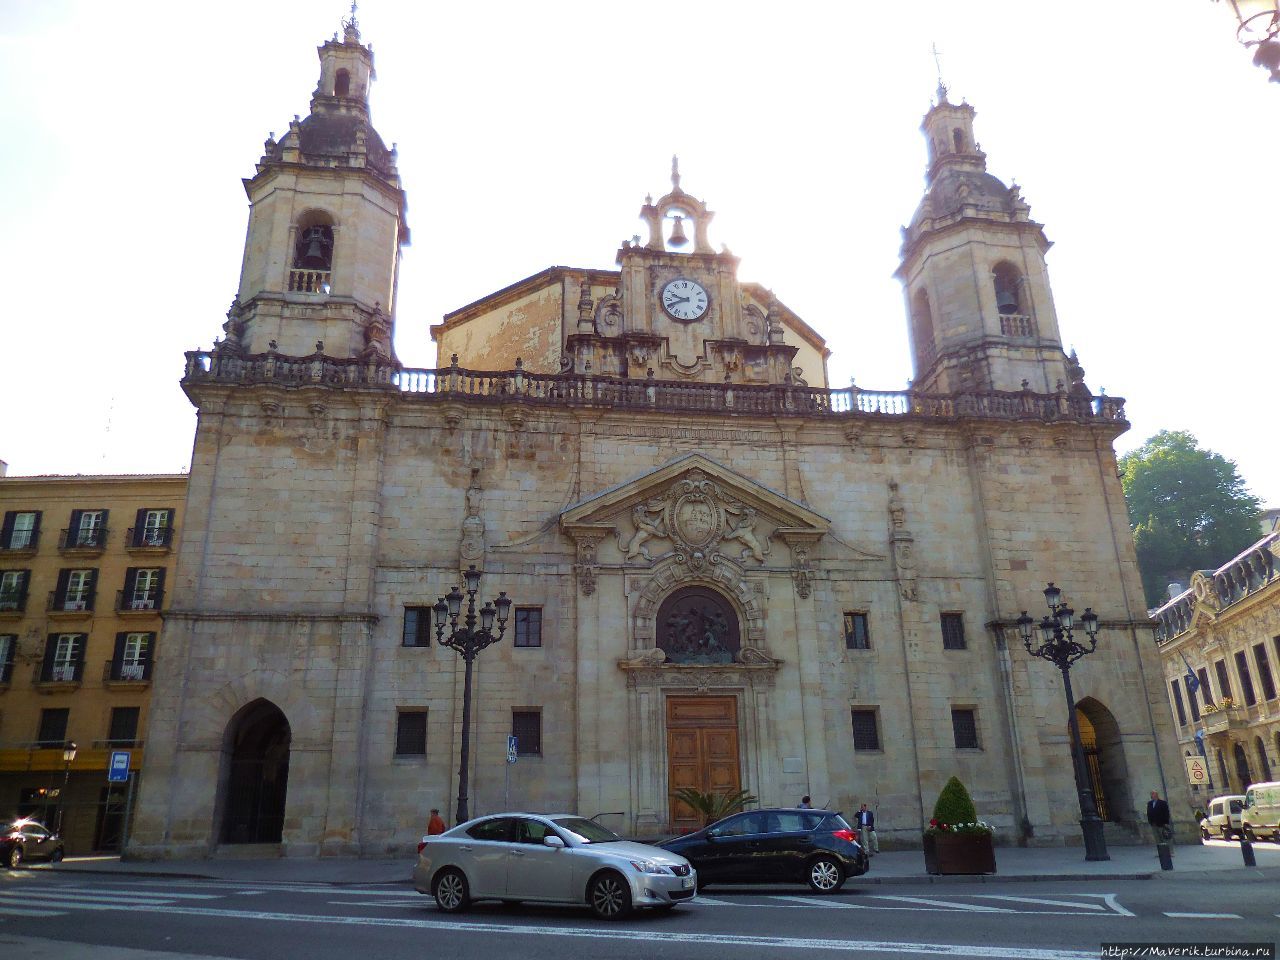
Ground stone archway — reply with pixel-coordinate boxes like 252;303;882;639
220;699;291;845
1233;742;1253;790
1075;698;1133;824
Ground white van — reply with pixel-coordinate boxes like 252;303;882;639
1201;794;1244;841
1241;781;1280;842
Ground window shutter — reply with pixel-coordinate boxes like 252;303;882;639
30;512;41;538
155;568;166;600
68;510;83;544
99;509;110;542
112;633;127;681
123;568;137;599
0;512;14;546
17;570;30;607
143;633;155;680
41;635;57;682
134;508;147;546
73;634;86;681
55;569;70;603
86;569;98;609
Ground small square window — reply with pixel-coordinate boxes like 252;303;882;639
37;708;69;747
515;608;543;648
512;709;542;756
395;710;428;756
951;708;980;749
843;612;870;650
850;708;880;751
941;612;966;650
402;607;432;647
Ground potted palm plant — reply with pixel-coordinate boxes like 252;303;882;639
922;776;996;875
670;787;758;829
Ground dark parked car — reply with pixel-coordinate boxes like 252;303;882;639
2;819;65;868
660;808;868;892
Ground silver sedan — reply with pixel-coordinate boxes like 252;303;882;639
413;813;697;919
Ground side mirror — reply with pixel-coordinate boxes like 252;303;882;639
705;830;720;841
542;834;565;849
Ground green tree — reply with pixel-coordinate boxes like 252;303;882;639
1120;431;1261;608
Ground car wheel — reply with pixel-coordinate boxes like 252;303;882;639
50;849;64;863
588;871;632;920
807;856;844;893
1201;827;1211;841
433;868;470;913
5;846;21;869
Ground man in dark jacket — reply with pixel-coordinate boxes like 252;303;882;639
1146;790;1172;842
857;803;878;855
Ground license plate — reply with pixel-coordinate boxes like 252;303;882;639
681;877;695;889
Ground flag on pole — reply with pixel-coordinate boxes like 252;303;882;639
1180;652;1200;695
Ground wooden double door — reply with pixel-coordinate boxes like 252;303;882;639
666;696;741;833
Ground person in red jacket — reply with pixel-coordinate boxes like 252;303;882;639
426;808;446;836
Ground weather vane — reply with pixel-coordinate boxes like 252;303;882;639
931;42;948;102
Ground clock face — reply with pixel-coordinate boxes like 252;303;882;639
661;278;710;322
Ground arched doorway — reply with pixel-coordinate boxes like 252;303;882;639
1233;742;1253;791
220;699;291;844
1075;698;1133;824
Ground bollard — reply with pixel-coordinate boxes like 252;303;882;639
1240;838;1257;867
1156;841;1174;871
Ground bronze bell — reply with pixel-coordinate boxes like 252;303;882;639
667;214;689;248
300;227;330;268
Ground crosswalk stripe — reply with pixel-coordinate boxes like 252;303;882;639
0;905;67;917
1163;912;1242;919
871;895;1016;913
690;895;733;905
0;892;175;907
771;895;862;909
10;886;221;900
970;895;1106;911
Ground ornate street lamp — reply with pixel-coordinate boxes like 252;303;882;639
434;565;512;824
56;741;77;836
1016;584;1109;861
1214;0;1280;80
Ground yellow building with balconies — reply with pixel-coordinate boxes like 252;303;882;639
0;473;185;854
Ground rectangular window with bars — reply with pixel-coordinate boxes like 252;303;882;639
37;708;69;747
113;632;152;680
46;634;83;682
1234;650;1257;706
402;607;432;647
515;608;542;648
70;509;106;547
1170;681;1187;726
139;509;172;546
1253;643;1277;701
512;709;542;756
2;511;40;550
951;707;980;749
395;710;428;756
108;707;140;745
850;708;881;751
843;612;870;650
941;612;966;650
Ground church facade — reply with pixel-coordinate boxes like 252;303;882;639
129;19;1185;858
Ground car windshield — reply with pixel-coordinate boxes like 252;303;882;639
551;817;621;844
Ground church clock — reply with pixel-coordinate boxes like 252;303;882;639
661;277;709;322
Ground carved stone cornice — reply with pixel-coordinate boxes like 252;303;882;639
619;654;782;691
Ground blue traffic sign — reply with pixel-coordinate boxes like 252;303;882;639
507;735;518;764
108;751;131;782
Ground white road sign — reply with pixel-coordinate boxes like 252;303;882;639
1184;755;1210;787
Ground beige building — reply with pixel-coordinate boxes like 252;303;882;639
0;473;185;853
129;20;1185;859
1154;532;1279;807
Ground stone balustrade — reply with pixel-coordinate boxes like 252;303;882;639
287;268;331;294
183;350;1127;426
999;314;1036;338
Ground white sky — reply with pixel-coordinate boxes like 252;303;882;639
1;1;1276;507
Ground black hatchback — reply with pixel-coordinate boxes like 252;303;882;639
660;808;868;893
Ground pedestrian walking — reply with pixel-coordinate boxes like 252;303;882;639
798;795;813;809
427;808;446;836
856;803;879;855
1146;790;1171;843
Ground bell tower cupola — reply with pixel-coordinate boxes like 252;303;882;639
221;6;409;362
896;83;1070;395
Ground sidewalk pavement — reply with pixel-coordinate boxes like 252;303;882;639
34;838;1280;886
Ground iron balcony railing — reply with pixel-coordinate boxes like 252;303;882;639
35;661;84;684
59;527;109;551
125;526;173;549
102;658;152;682
0;529;40;552
0;589;27;613
115;590;163;613
183;351;1127;425
47;590;95;613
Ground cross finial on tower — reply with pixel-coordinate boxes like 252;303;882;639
671;154;682;192
931;42;949;103
343;1;360;39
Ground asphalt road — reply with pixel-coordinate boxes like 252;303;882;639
0;869;1276;960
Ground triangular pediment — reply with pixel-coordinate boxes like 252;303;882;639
561;454;829;568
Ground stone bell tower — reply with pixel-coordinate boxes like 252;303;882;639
221;11;409;362
896;84;1071;395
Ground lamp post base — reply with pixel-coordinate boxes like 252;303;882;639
1080;816;1110;861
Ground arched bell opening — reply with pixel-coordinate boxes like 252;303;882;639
1074;698;1133;824
218;699;291;845
289;210;336;294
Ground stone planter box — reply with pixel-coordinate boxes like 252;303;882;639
922;831;997;875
